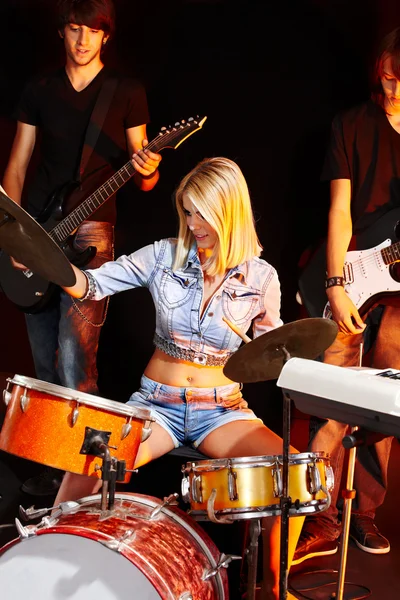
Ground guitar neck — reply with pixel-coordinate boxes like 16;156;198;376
381;241;400;265
47;116;206;244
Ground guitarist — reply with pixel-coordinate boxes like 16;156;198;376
292;28;400;565
1;0;161;495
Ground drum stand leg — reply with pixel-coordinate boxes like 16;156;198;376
335;426;358;600
245;518;261;600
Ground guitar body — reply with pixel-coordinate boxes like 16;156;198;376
0;182;97;313
298;207;400;318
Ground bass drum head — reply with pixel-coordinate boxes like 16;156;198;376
1;532;161;599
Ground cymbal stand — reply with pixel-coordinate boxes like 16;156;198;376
279;344;292;600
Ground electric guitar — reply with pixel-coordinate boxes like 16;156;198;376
0;115;207;313
297;207;400;319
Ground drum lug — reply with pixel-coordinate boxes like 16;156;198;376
20;392;30;413
101;528;136;551
2;378;12;406
121;419;132;440
227;465;238;501
15;518;36;539
140;420;153;443
149;493;179;519
203;552;242;580
181;474;190;503
272;463;283;497
71;403;80;426
192;474;203;503
325;464;335;492
308;462;322;494
19;504;52;521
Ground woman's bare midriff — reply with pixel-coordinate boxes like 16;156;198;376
144;347;236;388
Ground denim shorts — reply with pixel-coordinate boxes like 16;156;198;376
127;374;261;448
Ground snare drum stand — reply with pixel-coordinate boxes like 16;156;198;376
244;518;262;600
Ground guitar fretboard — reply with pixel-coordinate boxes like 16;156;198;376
49;160;136;243
381;241;400;265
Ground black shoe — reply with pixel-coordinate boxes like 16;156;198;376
21;466;64;496
350;514;390;554
292;530;339;566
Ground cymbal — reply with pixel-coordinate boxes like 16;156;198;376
223;318;338;383
0;189;76;287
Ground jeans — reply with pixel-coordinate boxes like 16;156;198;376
127;374;260;448
25;222;114;394
306;304;396;538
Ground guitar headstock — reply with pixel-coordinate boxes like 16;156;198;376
149;116;207;153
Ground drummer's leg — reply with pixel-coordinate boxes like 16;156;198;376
198;420;304;600
53;423;176;506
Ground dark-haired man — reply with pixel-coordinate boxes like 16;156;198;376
2;0;161;495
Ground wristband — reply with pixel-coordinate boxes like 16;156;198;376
79;271;97;301
325;276;344;289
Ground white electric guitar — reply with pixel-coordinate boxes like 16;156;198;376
323;237;400;319
298;207;400;319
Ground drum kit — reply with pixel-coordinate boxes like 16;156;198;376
0;191;339;599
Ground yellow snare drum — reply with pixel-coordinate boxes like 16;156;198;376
181;452;334;522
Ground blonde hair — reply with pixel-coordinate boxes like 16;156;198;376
173;157;263;276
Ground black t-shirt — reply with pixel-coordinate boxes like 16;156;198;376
322;100;400;233
15;66;150;223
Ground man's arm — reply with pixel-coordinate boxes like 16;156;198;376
326;178;365;334
126;124;161;192
2;121;37;205
2;121;37;269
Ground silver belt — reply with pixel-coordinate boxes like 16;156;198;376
153;333;230;367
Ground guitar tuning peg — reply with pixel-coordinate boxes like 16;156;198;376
181;119;186;124
174;122;180;126
188;117;194;121
160;126;166;131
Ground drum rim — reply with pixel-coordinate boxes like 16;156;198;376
52;492;227;599
184;451;329;471
8;375;151;421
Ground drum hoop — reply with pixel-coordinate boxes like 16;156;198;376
66;493;227;598
8;375;151;421
185;451;329;471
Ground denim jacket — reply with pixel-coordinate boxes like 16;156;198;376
87;238;283;363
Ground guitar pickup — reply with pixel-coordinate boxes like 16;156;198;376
343;262;354;284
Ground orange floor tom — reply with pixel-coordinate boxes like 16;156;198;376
0;375;152;482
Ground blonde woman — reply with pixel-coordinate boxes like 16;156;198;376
55;157;302;599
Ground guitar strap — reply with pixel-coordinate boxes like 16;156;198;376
77;73;118;182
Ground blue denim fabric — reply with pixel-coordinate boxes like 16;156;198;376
87;238;283;362
127;374;260;448
25;222;114;393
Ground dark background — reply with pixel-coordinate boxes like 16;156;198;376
0;0;400;431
